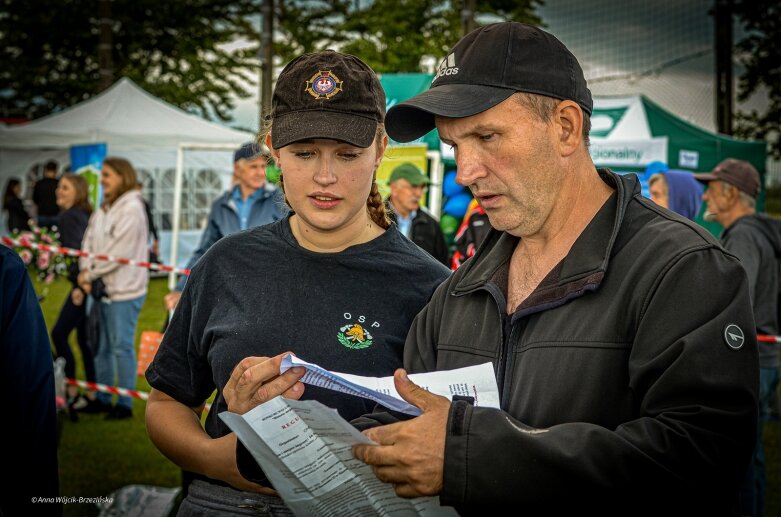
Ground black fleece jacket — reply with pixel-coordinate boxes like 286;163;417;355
403;170;758;515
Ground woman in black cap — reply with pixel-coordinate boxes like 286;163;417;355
145;50;450;515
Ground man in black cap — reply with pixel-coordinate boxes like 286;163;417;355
386;163;449;266
164;142;287;310
353;22;758;513
696;158;781;517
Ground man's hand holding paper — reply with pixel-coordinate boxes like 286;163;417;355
353;369;449;498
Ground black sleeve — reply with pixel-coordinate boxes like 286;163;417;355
0;250;60;515
145;260;215;407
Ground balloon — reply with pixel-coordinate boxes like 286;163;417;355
439;214;460;236
644;160;668;176
443;193;473;219
442;170;465;198
266;163;281;184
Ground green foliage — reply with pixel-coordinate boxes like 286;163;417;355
274;0;543;73
732;0;781;159
765;183;781;215
0;0;260;122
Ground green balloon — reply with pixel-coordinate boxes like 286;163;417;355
266;163;281;184
440;214;459;235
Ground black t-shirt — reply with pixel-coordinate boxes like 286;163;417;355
147;216;450;438
33;177;59;216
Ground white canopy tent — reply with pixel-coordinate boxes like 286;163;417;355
0;77;255;269
0;77;253;183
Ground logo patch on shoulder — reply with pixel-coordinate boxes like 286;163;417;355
724;324;745;350
306;70;343;99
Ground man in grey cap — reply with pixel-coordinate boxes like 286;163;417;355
386;163;449;266
353;22;758;513
696;158;781;517
164;142;287;310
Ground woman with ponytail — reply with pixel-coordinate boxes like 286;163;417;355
146;50;450;515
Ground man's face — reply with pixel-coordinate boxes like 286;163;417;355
701;180;732;224
648;178;669;208
389;178;426;216
436;95;563;237
234;156;268;192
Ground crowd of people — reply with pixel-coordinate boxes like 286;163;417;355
5;20;779;517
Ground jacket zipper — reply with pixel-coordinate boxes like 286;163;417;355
474;283;509;406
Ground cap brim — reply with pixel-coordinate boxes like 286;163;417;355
692;172;718;184
272;110;378;149
385;84;516;142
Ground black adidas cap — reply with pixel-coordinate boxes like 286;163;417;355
270;50;386;149
385;22;593;142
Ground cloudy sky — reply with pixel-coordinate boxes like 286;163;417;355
230;0;762;134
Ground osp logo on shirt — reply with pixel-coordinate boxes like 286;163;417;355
435;53;458;79
335;312;380;350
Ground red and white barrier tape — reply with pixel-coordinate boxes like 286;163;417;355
67;378;149;401
1;235;190;276
66;378;211;412
757;335;781;344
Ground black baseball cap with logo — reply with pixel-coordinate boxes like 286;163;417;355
269;50;386;149
385;22;593;143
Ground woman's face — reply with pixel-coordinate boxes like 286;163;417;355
56;177;77;210
271;136;385;235
100;165;123;204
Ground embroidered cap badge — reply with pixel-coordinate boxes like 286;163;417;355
306;70;343;99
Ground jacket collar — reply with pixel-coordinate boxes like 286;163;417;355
453;169;634;312
221;183;277;211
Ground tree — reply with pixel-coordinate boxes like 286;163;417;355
0;0;260;122
732;0;781;159
273;0;542;74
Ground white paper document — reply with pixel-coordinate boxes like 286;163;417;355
280;355;500;415
221;397;458;516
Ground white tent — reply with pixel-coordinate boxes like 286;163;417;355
0;78;256;269
0;77;254;188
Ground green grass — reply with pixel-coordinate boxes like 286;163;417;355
39;275;181;517
37;274;781;513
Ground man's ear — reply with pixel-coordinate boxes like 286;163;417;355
725;183;741;202
554;100;583;157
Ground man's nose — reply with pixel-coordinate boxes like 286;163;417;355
455;146;485;186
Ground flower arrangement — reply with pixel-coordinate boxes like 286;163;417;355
9;224;71;300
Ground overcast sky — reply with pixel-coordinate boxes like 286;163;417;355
230;0;761;134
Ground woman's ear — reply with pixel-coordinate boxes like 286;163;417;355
265;133;280;164
375;134;389;167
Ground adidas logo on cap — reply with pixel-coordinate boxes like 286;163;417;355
435;53;458;79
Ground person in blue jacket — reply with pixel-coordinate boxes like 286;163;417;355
0;245;59;515
164;142;287;310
